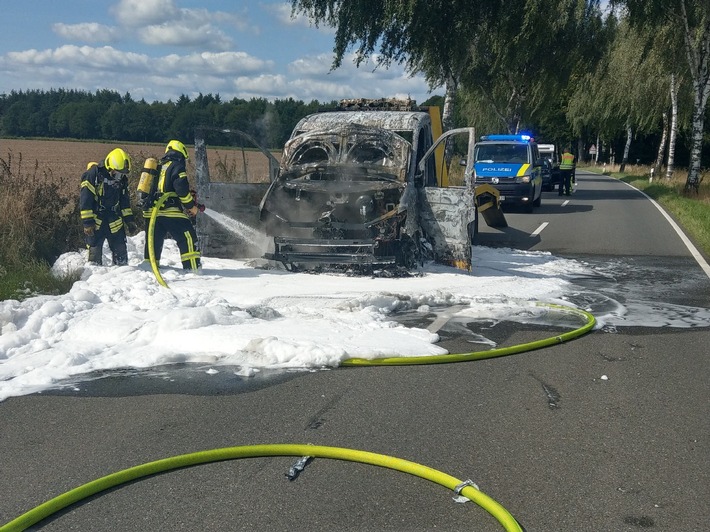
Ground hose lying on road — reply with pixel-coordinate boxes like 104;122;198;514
342;302;595;366
1;306;593;531
0;444;524;532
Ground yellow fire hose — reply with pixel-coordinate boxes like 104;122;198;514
146;194;169;288
0;444;523;532
343;303;595;366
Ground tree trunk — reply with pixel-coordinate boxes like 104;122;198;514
595;134;600;165
619;123;632;172
686;89;706;188
686;75;710;188
441;74;458;133
680;0;710;188
666;73;679;179
654;111;668;176
442;74;458;167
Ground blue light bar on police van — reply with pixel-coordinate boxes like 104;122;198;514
480;134;533;142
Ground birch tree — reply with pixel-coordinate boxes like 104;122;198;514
568;18;669;168
616;0;710;188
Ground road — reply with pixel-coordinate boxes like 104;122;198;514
1;171;709;531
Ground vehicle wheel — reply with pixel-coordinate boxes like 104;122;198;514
524;188;535;212
533;188;542;207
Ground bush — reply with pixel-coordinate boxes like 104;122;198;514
0;151;84;268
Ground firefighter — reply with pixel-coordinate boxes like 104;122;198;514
80;148;137;266
143;139;201;270
558;147;576;196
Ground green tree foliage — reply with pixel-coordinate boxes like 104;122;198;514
613;0;710;185
290;0;505;131
290;0;606;143
568;20;670;145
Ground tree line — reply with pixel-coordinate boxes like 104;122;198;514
0;89;337;150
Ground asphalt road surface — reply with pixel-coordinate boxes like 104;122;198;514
1;171;709;531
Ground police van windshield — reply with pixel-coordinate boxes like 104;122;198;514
475;144;529;164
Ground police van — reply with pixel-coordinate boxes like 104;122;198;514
473;134;543;212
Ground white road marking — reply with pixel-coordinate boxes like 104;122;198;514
561;199;570;206
531;222;548;236
620;180;710;280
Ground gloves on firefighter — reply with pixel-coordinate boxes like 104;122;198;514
83;225;95;237
186;205;199;217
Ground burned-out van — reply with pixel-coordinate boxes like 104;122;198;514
194;98;501;273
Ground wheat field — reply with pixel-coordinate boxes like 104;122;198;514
0;138;282;185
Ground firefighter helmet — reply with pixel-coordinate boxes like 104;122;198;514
166;139;189;159
104;148;131;174
86;161;98;170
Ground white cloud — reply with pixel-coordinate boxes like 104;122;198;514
234;73;289;96
160;51;271;75
111;0;176;27
110;0;255;49
5;45;151;72
139;23;234;50
52;22;121;44
265;1;332;33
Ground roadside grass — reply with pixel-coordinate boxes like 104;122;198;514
583;164;710;258
0;260;79;301
0;151;85;301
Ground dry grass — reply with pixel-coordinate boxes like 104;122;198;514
585;162;710;203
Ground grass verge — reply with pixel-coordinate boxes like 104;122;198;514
0;261;80;302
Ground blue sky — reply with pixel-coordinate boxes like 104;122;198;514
0;0;434;104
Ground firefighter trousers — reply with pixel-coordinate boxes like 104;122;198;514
86;223;128;266
144;214;201;270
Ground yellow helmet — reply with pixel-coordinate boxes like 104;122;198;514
86;161;98;170
104;148;131;174
166;139;188;159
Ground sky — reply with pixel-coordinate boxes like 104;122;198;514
3;207;710;403
0;0;434;105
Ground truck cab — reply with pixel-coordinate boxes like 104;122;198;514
473;134;543;212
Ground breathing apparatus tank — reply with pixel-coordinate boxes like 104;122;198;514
137;157;159;208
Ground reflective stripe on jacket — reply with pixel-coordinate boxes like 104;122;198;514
79;164;134;232
560;152;575;170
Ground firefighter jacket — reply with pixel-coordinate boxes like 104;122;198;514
80;164;134;233
144;149;197;218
